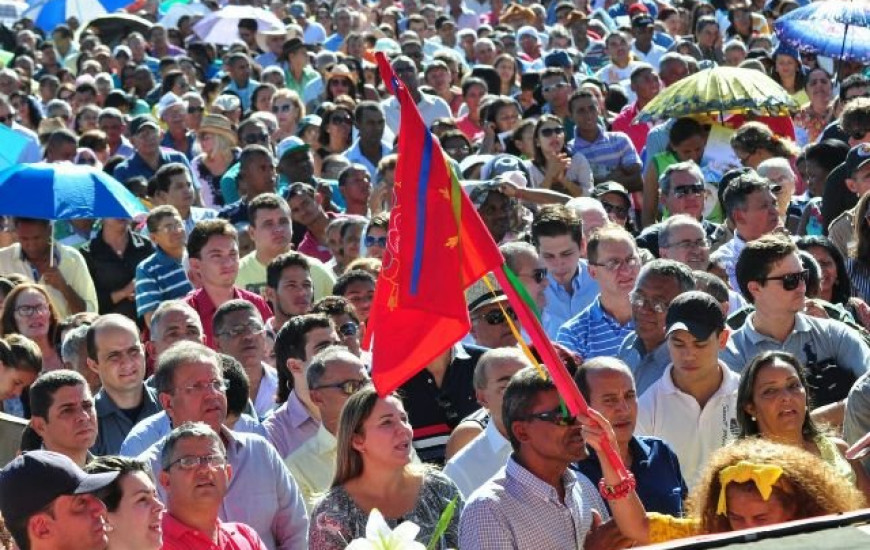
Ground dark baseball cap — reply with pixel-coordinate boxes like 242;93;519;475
544;49;572;69
846;143;870;176
592;181;631;203
129;114;159;135
0;451;119;527
665;291;726;341
631;13;655;27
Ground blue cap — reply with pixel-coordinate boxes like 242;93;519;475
544;49;572;68
773;42;800;61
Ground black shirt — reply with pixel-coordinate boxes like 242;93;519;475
80;228;153;323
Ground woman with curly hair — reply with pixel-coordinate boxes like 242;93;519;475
730;121;801;170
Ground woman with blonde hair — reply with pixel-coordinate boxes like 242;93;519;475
191;113;240;207
271;88;304;142
308;387;462;549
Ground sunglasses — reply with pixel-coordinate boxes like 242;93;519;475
331;116;353;125
525;268;548;283
475;307;518;326
187;106;204;115
524;406;578;427
338;321;359;337
539;126;565;138
762;269;809;291
542;82;570;93
364;235;387;248
272;103;294;114
243;132;269;144
313;378;369;395
601;201;629;218
671;184;705;198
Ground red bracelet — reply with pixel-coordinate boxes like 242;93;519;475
598;473;637;501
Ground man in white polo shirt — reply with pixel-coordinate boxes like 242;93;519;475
635;291;739;488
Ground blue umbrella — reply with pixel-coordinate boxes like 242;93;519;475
23;0;134;32
0;124;30;170
0;163;146;220
774;1;870;64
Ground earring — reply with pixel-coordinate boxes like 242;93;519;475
751;416;756;421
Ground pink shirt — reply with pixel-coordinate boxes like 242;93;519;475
161;514;268;550
184;286;273;349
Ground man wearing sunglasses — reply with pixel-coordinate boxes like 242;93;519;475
725;235;870;427
286;347;369;510
636;161;727;258
821;96;870;227
466;274;521;350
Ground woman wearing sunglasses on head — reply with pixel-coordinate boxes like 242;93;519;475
525;115;592;198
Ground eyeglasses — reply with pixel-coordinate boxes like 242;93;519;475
175;379;228;395
524;406;578;427
272;103;294;114
216;321;265;339
474;307;518;325
14;304;48;317
761;269;809;291
168;454;227;471
312;378;370;395
157;221;185;233
663;237;710;251
542;82;570;93
590;255;641;272
364;235;387;248
768;183;784;195
521;267;548;283
243;132;269;144
539;126;565;137
629;292;668;314
601;201;629;218
445;145;471;156
187;106;204;115
338;321;359;337
330;115;353;126
671;184;705;198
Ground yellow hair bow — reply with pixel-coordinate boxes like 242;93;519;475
716;461;784;516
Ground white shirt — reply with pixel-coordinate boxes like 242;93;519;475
631;42;668;70
444;419;512;499
635;362;740;488
382;92;452;143
254;364;279;420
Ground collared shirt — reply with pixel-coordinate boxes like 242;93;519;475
382;93;452;140
570;124;642;180
617;333;671;396
218;199;250;225
160;130;200;161
109;135;136;159
574;436;687;516
92;385;162;457
323;33;346;52
253;365;279;420
161;501;269;550
285;65;320;98
722;312;870;407
636;363;740;488
184;286;273;349
714;232;747;292
828;205;856;259
113;148;194;187
0;242;98;318
256;51;279;67
134;247;193;319
557;297;635;360
400;344;485;465
285;424;336;512
262;391;320;459
120;410;265;457
343;139;392;180
140;426;309;550
459;456;609;549
542;261;600;339
631;42;667;69
80;229;154;321
443;419;511;499
236;250;336;302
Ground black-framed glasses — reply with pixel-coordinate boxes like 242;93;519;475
524;406;578;427
364;235;387;248
601;201;629;218
168;454;226;471
761;269;808;291
14;304;48;317
338;321;359;337
330;115;353;126
671;184;705;198
313;378;369;395
187;106;204;115
539;126;565;137
474;307;517;326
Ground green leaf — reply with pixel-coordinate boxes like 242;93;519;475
425;496;458;550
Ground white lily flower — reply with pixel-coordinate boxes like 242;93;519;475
346;509;427;550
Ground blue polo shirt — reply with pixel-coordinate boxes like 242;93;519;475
557;297;634;360
542;260;600;339
134;247;193;319
91;385;162;456
617;333;672;396
574;436;687;516
113;148;195;187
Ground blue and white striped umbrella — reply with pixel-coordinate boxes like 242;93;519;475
23;0;133;32
775;1;870;64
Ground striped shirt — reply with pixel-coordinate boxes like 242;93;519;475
134;247;193;318
848;258;870;303
570;125;641;179
556;297;635;360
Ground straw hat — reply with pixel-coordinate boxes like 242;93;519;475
325;64;358;84
198;114;238;146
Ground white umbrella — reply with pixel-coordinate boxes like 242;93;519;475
159;1;209;28
0;0;27;28
192;5;283;46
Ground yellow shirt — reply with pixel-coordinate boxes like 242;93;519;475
285;424;337;512
648;513;699;544
236;250;336;301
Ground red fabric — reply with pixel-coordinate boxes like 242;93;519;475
365;54;504;395
161;514;268;550
184;286;273;350
611;102;651;155
724;114;797;142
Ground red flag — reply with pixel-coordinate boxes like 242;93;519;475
365;54;503;394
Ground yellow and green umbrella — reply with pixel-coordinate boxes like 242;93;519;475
634;66;798;124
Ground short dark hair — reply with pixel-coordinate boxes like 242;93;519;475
722;171;771;220
29;370;88;420
734;234;797;302
692;270;730;304
531;204;583;247
248;193;289;227
333;269;376;296
502;367;555;452
840;73;870;102
266;252;311;290
187;219;237;259
337;164;368;187
311;296;360;324
85;457;149;513
220;353;250;418
213;299;260;338
637;259;695;292
567;88;597;114
146;204;181;234
274;313;333;403
153;163;190;195
353;100;382;125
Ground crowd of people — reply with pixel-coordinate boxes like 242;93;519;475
1;0;870;548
